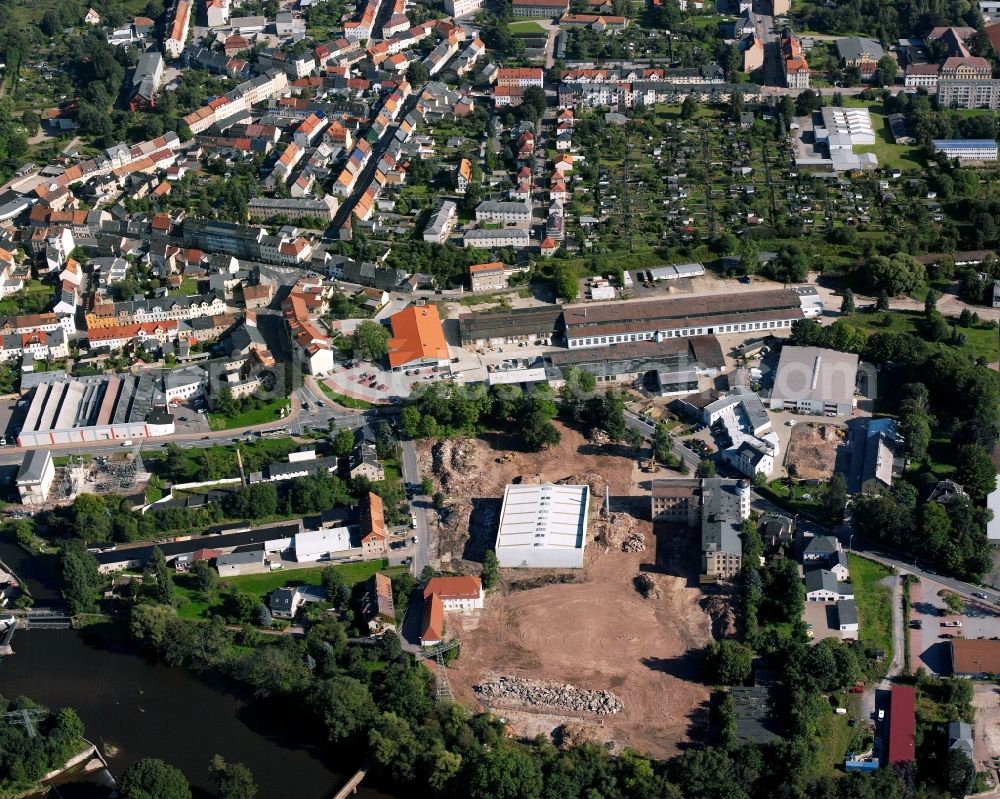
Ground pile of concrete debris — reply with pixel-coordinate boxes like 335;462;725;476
594;511;641;551
475;676;624;715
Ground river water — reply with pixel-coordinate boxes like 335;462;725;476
0;539;391;799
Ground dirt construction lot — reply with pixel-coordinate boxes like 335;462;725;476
419;422;714;758
447;523;712;759
783;422;845;481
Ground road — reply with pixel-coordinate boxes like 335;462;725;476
400;438;431;577
753;491;1000;606
624;409;702;470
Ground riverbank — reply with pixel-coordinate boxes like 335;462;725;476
0;623;392;799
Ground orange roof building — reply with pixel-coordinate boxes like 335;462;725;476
421;592;444;645
387;305;449;370
420;575;483;645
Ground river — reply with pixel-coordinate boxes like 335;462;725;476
0;539;392;799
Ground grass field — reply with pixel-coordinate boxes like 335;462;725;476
507;20;546;33
173;561;406;619
208;397;289;431
228;560;402;599
319;381;375;409
839;311;999;362
835;101;924;171
849;554;894;670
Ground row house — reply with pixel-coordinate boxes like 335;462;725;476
0;329;68;363
0;312;76;336
282;283;334;374
85;291;228;329
497;67;544;88
257;49;317;79
165;0;193;59
182;71;290;135
87;320;180;351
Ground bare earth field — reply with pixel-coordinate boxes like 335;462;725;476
783;422;845;481
419;422;714;758
447;523;712;759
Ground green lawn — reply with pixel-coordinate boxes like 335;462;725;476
839;311;999;362
507;20;546;33
811;706;861;777
228;560;402;600
849;554;894;669
318;381;375;409
840;102;924;171
208;397;289;431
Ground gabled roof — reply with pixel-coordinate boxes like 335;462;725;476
387;304;448;368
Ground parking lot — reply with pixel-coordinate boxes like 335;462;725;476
804;600;844;643
909;576;1000;675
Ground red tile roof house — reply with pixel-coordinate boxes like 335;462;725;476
420;576;484;645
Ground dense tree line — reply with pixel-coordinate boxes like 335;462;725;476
795;0;980;41
401;382;562;451
789;318;998;578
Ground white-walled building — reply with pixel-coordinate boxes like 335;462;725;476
495;483;590;568
769;346;858;416
292;527;352;561
16;449;55;506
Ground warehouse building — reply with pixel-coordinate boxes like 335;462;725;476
16;374;174;446
769;346;858;416
459;305;563;348
495;483;590;568
545;335;724;393
562;289;806;349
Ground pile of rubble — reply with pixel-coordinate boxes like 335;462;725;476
594;511;641;550
634;573;660;599
475;676;623;715
432;439;486;494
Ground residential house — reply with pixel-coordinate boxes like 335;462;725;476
360;572;397;634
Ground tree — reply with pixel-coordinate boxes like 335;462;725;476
189;560;219;597
119;759;192;799
794;89;821;117
521;409;561;451
559;367;597;423
352;320;390;362
314;675;378;742
598;391;627;441
214;387;238;417
924;288;939;316
333;428;356;457
145;547;175;605
876;55;897;87
957;444;997;500
209;756;257;799
625;427;644;459
61;542;102;615
821;473;848;522
521;86;546;119
420;476;434;495
876;290;890;311
840;289;855;314
948;748;976;798
552;261;579;301
257;603;273;627
468;743;544;799
680;95;697;120
899;407;931;463
652;422;674;465
482;549;500;590
706;640;753;685
380;630;402;660
696;459;717;478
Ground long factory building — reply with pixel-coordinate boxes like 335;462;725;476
16;374;174;446
460;289;819;349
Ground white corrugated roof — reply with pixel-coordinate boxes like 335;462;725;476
496;484;589;551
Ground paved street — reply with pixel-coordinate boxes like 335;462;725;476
400;438;431;577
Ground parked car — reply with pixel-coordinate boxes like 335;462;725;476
973;592;989;600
